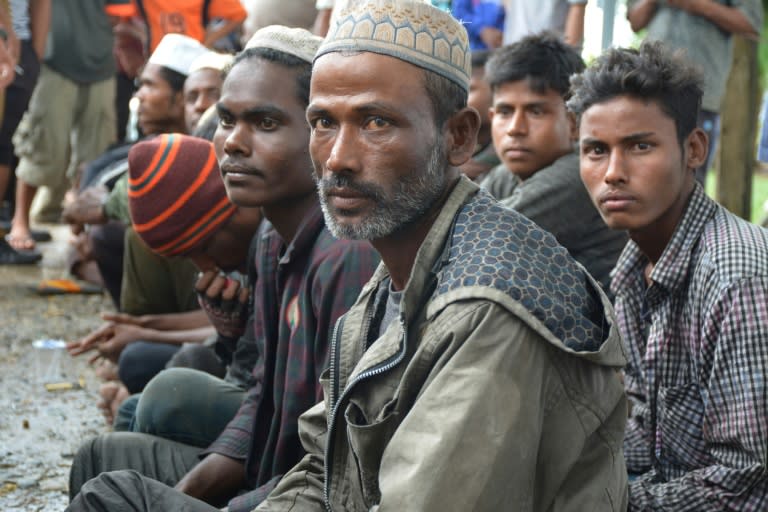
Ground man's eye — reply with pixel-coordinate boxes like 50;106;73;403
364;116;389;129
219;117;235;128
584;145;605;156
634;142;651;151
260;118;278;130
312;117;332;129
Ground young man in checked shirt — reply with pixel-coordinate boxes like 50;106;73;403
570;41;768;511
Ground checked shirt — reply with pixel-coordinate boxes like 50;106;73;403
613;184;768;511
204;203;379;512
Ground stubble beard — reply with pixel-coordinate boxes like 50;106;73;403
315;139;447;241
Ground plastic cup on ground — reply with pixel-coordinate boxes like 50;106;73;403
32;339;67;384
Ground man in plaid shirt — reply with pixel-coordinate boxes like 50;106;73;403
569;41;768;511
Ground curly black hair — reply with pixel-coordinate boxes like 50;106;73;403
567;40;703;146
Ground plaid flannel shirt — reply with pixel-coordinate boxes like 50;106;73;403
612;185;768;511
204;204;380;512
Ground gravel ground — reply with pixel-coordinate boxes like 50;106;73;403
0;226;111;511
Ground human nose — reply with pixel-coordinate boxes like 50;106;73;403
223;122;250;156
194;94;209;114
603;148;627;184
505;110;527;136
324;124;360;174
195;94;210;114
135;85;147;102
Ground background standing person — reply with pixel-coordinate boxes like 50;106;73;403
0;0;48;264
8;0;127;254
627;0;762;184
503;0;586;46
451;0;504;50
122;0;247;52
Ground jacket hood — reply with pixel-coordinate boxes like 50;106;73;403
397;177;626;368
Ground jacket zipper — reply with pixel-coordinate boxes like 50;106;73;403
323;313;408;511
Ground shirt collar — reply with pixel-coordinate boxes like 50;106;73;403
269;202;325;267
612;184;718;296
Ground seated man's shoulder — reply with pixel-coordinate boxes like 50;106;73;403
435;192;610;352
503;152;584;201
699;206;768;283
480;163;519;199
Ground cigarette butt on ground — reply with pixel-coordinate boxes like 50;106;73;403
44;377;86;392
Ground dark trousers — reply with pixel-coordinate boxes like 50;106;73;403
68;470;219;511
90;220;126;308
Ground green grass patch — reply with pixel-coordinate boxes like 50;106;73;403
705;171;768;224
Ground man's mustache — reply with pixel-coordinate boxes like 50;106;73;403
316;174;384;202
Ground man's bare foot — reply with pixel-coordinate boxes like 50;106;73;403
94;359;119;381
6;224;35;251
97;381;130;426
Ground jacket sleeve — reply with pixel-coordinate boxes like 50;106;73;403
374;302;555;511
254;400;329;510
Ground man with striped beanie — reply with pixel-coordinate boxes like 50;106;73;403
66;133;262;424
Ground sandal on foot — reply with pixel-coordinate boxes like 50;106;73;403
5;233;36;251
0;221;51;242
35;278;103;295
0;238;41;264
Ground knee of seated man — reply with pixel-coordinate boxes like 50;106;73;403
133;367;210;434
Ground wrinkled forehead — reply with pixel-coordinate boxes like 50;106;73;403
310;51;429;105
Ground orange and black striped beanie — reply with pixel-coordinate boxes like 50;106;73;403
128;133;236;257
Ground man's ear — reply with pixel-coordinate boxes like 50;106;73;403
684;127;708;171
567;111;578;142
445;107;481;167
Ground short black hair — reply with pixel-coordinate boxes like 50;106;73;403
567;40;703;146
471;49;491;71
485;32;584;99
423;69;468;128
157;66;187;93
232;47;312;106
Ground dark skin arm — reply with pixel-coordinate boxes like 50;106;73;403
667;0;759;38
627;0;659;32
28;0;50;59
174;453;246;504
628;0;758;38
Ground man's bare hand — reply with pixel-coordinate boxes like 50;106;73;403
479;27;503;49
67;312;148;363
62;185;109;226
196;270;250;339
0;39;15;88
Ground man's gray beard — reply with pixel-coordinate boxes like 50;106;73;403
316;140;446;241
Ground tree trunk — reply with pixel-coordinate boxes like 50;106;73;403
716;36;759;220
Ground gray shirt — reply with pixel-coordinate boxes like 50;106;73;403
630;0;762;112
503;0;587;45
481;161;519;200
45;0;116;83
483;152;627;293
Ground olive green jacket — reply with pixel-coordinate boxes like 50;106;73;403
256;177;628;512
